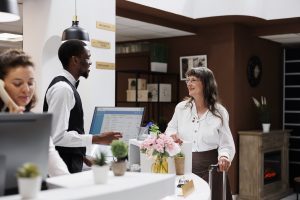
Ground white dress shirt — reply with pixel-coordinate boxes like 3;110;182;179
165;100;235;161
45;70;92;147
48;138;69;177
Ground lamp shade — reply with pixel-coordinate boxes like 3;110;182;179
0;0;20;22
61;20;90;42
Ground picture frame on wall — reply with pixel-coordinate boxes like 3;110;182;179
180;55;207;80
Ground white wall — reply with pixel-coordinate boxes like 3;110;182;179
23;0;116;133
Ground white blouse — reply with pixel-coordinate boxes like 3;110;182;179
165;100;235;161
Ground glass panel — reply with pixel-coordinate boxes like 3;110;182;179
264;151;281;185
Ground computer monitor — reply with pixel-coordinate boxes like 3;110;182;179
0;113;52;195
89;107;144;143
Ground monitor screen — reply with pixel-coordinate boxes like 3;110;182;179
89;107;144;143
0;113;52;195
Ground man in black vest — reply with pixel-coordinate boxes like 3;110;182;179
43;40;122;173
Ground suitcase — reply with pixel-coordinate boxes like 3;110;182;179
208;164;227;200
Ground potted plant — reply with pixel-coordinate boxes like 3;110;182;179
17;163;42;199
252;96;271;132
111;140;128;176
92;151;109;184
174;152;185;175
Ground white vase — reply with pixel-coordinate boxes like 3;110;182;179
92;165;109;184
262;123;271;132
18;176;42;199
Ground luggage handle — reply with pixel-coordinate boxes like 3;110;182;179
208;164;226;200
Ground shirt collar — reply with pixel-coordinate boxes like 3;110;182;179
191;100;209;120
62;69;77;87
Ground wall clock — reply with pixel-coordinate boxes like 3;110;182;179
247;56;262;87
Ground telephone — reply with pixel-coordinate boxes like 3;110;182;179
0;79;19;111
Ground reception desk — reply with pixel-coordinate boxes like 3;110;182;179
0;171;210;200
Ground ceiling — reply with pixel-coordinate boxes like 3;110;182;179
0;1;300;47
116;16;194;42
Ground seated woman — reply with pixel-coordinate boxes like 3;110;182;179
0;49;69;177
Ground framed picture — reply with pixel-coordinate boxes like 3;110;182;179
180;55;207;80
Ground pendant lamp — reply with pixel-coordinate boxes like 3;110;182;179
0;0;20;22
61;0;89;42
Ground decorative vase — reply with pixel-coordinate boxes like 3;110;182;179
92;165;109;184
262;123;271;132
111;161;127;176
174;157;185;175
151;156;168;174
17;176;42;199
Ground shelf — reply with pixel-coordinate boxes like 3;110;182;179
285;72;300;75
290;161;300;165
284;98;300;100
285;60;300;63
116;70;178;76
284;123;300;126
116;101;178;104
285;85;300;88
116;52;149;58
284;111;300;113
289;136;300;139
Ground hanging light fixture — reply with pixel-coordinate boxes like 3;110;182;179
61;0;89;42
0;0;20;22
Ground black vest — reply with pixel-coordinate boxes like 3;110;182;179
43;76;86;156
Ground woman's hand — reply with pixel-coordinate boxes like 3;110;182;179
218;156;231;172
8;102;24;113
170;134;183;145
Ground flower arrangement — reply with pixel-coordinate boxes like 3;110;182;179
140;123;181;173
252;96;270;123
141;123;181;158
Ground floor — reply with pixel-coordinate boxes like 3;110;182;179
281;193;298;200
232;193;297;200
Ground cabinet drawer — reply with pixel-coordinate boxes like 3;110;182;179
262;134;284;149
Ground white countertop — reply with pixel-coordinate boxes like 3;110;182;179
0;171;210;200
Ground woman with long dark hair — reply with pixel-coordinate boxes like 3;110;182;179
166;67;235;200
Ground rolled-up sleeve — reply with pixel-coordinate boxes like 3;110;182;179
217;107;235;162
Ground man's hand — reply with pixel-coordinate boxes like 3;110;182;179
92;132;122;145
170;134;183;145
218;156;231;172
83;156;94;167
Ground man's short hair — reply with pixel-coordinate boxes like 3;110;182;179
58;39;87;70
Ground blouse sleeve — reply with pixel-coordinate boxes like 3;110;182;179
217;106;236;162
48;138;70;177
165;104;180;136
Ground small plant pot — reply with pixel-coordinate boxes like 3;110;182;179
92;165;109;184
174;157;185;175
111;161;127;176
262;123;271;133
18;176;42;199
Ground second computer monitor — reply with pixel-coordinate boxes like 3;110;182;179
89;107;144;143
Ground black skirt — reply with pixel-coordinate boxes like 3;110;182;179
192;149;232;200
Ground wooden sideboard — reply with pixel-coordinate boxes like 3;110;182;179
238;130;291;200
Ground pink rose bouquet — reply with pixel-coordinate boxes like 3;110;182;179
140;123;181;159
